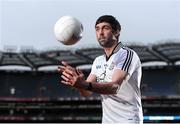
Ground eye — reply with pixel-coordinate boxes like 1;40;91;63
102;25;111;31
95;27;100;32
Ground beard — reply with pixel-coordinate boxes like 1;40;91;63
98;36;115;48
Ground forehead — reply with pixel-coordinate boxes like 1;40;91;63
95;22;111;28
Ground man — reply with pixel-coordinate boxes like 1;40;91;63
58;15;143;124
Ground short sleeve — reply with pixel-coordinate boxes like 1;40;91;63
115;49;140;76
127;52;141;76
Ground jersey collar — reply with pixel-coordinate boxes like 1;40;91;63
105;42;124;61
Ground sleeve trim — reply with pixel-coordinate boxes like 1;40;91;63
121;49;133;73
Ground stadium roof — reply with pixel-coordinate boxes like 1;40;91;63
0;42;180;71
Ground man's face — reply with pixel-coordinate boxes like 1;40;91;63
95;22;115;48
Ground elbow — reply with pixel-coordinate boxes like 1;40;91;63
105;89;118;95
110;83;120;95
96;83;121;95
111;90;118;95
110;89;118;95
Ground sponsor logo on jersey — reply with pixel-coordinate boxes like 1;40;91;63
96;65;101;69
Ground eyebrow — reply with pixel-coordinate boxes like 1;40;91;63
95;25;111;29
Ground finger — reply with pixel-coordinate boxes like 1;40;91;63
63;69;77;77
58;65;75;75
76;68;80;74
61;61;70;67
61;61;76;72
76;68;83;75
61;75;74;86
62;71;77;85
62;70;73;78
58;66;66;72
61;74;71;82
61;80;72;85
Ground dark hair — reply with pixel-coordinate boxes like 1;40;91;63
95;15;121;32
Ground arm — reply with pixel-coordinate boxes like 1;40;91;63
61;62;127;95
78;74;96;97
76;69;127;94
58;61;94;96
93;69;127;94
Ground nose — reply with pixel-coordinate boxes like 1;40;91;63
98;28;104;35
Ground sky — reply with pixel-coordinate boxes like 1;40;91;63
0;0;180;51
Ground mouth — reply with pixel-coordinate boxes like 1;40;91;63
99;39;106;43
99;37;106;41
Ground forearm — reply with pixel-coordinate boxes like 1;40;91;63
75;81;120;95
78;88;92;97
90;82;119;94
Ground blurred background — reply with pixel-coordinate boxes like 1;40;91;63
0;0;180;123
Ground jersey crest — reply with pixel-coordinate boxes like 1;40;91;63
109;62;115;70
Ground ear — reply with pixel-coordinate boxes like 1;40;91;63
114;30;120;37
112;31;120;41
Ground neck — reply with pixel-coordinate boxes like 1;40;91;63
104;42;118;58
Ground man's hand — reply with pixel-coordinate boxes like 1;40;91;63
58;61;85;88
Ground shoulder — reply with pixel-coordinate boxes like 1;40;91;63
122;46;141;67
93;55;105;62
119;46;140;60
114;46;141;66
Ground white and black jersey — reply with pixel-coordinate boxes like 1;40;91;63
90;42;143;124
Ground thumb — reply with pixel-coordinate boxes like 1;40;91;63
76;68;83;75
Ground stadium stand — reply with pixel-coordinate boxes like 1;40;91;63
0;42;180;123
1;42;180;69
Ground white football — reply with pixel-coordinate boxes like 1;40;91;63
54;16;83;45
